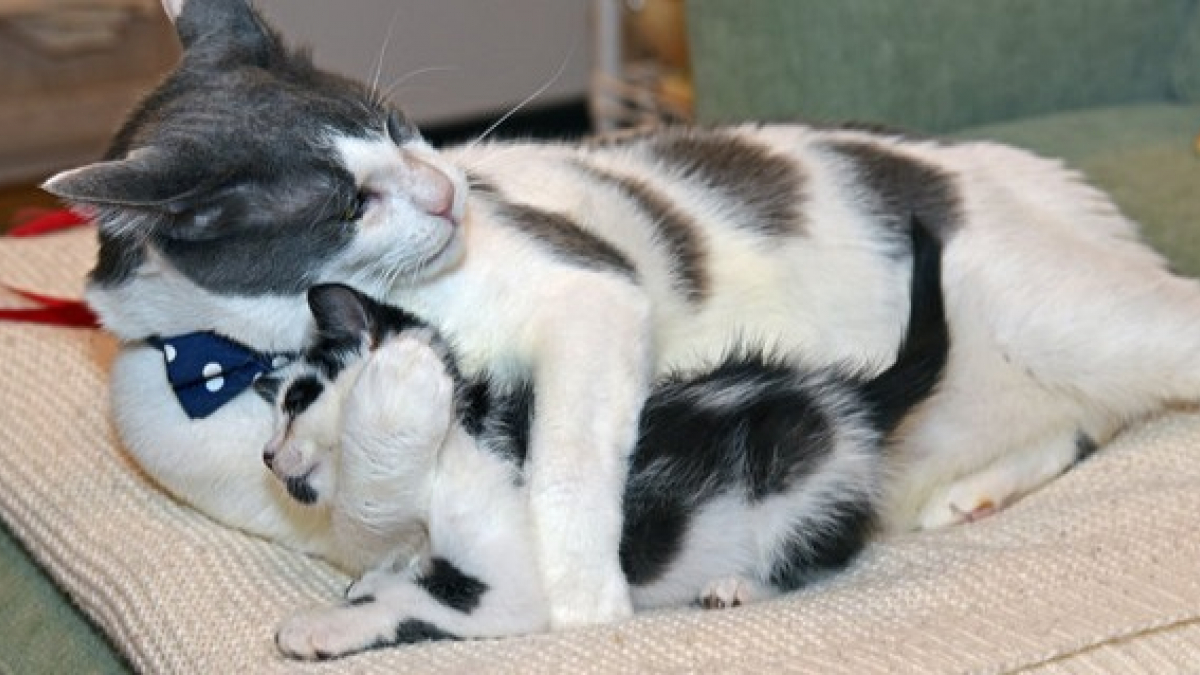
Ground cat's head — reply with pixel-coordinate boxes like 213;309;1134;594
44;0;468;349
259;283;439;505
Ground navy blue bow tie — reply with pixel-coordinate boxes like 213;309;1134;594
149;332;295;419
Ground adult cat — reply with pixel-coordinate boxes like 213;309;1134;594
44;0;1200;629
261;215;945;657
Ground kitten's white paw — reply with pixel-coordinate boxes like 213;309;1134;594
345;333;454;448
699;576;761;610
276;606;384;661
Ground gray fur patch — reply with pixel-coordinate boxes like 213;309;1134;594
572;161;709;304
647;130;806;238
491;200;637;280
825;140;961;251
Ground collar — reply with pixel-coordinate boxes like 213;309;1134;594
148;331;295;419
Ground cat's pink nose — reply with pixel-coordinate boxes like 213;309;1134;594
407;155;456;223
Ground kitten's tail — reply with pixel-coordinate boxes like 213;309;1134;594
860;216;949;434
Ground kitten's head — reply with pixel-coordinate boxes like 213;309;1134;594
259;283;433;505
44;0;467;348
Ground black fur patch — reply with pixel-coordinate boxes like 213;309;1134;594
416;557;489;613
648;130;806;237
492;201;637;279
856;216;949;432
767;497;875;590
573;161;710;304
282;375;323;417
387;619;460;645
285;475;318;505
1074;432;1100;464
825;139;961;248
252;375;282;404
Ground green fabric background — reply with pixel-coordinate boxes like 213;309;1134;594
689;0;1198;133
0;521;128;674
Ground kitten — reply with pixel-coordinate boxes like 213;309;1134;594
261;220;946;658
42;0;1200;629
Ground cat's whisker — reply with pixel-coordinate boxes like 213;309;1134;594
380;66;460;104
368;6;404;106
464;42;577;150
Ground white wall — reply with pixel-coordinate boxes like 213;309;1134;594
253;0;592;126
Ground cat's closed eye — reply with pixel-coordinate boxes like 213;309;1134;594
345;190;376;222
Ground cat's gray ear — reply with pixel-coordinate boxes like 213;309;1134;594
308;284;374;341
42;148;202;210
159;0;186;21
167;0;277;64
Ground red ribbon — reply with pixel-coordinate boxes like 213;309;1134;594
7;208;91;237
1;208;99;328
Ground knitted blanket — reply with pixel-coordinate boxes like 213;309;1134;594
3;228;1200;674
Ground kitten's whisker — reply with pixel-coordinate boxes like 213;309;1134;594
464;42;577;150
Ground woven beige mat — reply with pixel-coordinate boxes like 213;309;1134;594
3;228;1200;674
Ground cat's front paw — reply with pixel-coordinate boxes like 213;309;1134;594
276;605;384;661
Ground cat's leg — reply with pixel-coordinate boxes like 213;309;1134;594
525;275;651;628
891;170;1200;530
280;432;549;660
915;428;1089;529
277;556;546;660
330;332;457;571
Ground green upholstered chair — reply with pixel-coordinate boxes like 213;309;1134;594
687;0;1200;273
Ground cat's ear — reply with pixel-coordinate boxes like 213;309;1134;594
307;284;376;342
42;148;206;210
163;0;277;65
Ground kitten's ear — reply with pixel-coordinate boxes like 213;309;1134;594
42;148;205;210
165;0;277;64
308;284;376;342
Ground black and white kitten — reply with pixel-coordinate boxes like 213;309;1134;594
260;221;946;657
43;0;1200;630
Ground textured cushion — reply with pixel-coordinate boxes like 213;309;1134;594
7;229;1200;673
688;0;1196;133
953;103;1200;277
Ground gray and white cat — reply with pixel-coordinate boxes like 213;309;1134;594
43;0;1200;630
261;217;945;657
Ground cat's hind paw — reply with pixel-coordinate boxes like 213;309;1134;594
698;576;766;610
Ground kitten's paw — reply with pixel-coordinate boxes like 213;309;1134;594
345;332;455;447
276;606;383;661
699;577;760;610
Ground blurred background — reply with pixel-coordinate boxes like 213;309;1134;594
0;0;691;225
